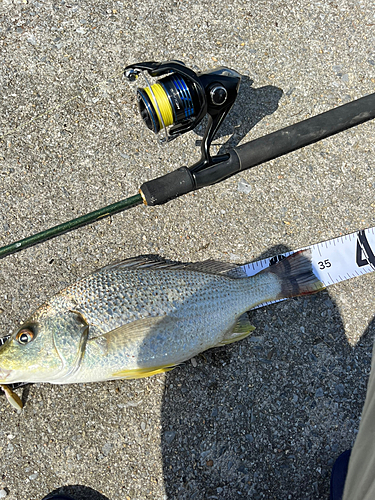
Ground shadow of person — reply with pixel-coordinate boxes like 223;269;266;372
43;485;110;500
160;245;374;499
194;75;283;154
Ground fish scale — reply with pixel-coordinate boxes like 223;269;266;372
60;269;238;336
0;251;322;385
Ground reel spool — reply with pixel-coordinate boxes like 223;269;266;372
136;71;201;136
124;61;241;170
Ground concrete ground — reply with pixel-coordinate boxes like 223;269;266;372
0;0;374;498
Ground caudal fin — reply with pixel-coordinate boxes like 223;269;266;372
263;249;324;299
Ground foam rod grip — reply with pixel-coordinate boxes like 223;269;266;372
140;167;195;206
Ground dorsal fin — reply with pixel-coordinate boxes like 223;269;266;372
97;256;246;277
96;255;248;278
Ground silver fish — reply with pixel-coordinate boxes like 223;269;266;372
0;250;323;385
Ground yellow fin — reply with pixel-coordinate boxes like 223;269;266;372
112;364;176;379
216;314;255;346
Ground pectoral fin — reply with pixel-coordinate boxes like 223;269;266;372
88;315;179;379
216;313;255;346
89;315;178;353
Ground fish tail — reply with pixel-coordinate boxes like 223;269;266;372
263;249;324;299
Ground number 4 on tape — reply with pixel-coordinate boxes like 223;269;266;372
356;230;375;270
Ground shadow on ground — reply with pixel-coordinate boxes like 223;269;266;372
160;245;374;499
43;485;109;500
194;75;283;153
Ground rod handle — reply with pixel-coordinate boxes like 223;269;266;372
140;167;195;206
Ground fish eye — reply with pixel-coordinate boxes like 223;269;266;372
16;328;34;345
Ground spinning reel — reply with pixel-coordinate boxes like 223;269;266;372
124;60;241;172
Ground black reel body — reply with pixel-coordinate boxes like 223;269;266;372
124;61;241;168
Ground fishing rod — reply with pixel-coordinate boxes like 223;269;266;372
0;60;375;259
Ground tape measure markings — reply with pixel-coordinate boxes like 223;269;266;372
241;226;375;309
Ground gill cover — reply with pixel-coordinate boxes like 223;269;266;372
50;310;89;382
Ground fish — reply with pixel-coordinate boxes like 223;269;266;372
0;250;323;385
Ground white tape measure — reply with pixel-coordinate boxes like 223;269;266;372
241;227;375;309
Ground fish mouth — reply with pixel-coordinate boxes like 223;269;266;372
0;367;12;383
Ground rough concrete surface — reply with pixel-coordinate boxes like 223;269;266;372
0;0;375;499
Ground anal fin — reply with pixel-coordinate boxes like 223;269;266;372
216;313;255;346
112;364;176;380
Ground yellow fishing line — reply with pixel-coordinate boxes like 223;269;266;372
144;83;174;128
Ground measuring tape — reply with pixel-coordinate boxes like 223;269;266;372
241;227;375;309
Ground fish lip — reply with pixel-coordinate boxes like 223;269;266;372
0;367;12;383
